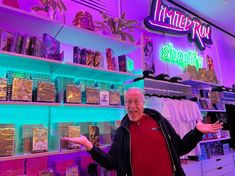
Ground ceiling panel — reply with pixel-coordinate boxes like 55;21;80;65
170;0;235;36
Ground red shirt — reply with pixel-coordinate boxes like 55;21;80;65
129;114;173;176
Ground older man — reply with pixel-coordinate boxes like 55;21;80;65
63;87;223;176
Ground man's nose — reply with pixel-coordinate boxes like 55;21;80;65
129;102;136;107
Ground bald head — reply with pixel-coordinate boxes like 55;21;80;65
125;87;145;102
124;87;144;122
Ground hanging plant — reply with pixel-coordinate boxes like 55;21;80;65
95;11;139;43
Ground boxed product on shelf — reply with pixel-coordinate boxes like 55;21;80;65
29;36;42;57
11;77;33;101
86;50;95;67
80;48;87;65
99;82;109;106
94;51;104;68
78;122;92;137
10;32;24;53
183;65;198;80
67;125;81;149
22;124;44;153
207;70;218;84
106;48;117;71
116;84;124;105
100;90;109;105
209;91;221;104
198;68;208;82
118;55;127;72
73;47;104;69
57;122;74;150
73;46;81;64
89;125;100;146
199;89;210;98
199;143;209;160
57;122;74;137
109;90;121;105
85;87;100;104
21;34;31;55
210;141;223;156
0;29;13;51
41;33;61;61
55;77;75;103
0;78;7;101
0;125;15;156
199;141;223;159
32;127;48;153
99;122;112;144
36;81;56;102
110;121;122;141
222;143;231;155
65;84;82;104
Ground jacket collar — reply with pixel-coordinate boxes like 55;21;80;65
121;108;163;128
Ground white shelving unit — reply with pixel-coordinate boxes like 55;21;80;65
182;79;220;88
126;78;192;96
0;4;138;161
199;136;230;144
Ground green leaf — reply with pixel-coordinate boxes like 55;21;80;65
119;32;127;41
95;21;111;33
125;20;138;27
121;12;126;19
59;0;67;11
100;11;108;19
121;31;135;43
106;18;115;33
40;0;48;5
56;1;62;12
32;6;46;12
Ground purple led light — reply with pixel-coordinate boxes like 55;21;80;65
144;0;213;50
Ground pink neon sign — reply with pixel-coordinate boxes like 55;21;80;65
144;0;212;50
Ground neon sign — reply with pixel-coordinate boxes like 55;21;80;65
144;0;212;50
160;43;203;70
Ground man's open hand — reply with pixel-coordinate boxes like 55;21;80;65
196;121;223;134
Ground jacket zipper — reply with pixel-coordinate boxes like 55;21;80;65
124;126;134;176
159;122;176;176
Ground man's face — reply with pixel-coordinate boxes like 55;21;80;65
125;90;144;122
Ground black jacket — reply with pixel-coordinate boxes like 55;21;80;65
89;108;203;176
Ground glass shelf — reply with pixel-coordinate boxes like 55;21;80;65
0;101;125;109
131;78;192;96
200;109;226;113
182;79;220;88
0;144;110;161
199;136;230;144
0;51;140;83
